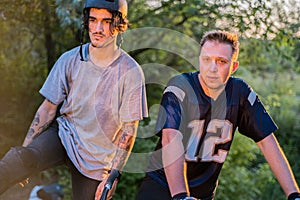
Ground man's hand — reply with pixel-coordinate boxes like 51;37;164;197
94;170;119;200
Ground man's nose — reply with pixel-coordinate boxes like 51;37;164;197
209;60;218;72
95;21;104;31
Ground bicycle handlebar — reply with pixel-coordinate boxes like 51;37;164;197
99;169;120;200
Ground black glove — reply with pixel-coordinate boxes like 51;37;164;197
172;192;197;200
288;192;300;200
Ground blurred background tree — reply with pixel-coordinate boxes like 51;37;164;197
0;0;299;199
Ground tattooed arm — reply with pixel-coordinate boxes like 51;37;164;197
94;121;139;200
111;120;139;170
22;99;58;147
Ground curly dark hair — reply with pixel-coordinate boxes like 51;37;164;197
82;8;129;34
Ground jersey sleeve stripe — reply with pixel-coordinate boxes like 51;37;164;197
163;86;185;102
248;90;257;106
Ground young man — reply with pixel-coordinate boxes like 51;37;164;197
136;30;299;200
0;0;147;199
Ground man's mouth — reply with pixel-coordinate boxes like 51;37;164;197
93;32;105;39
207;76;218;81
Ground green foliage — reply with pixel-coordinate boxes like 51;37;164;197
216;134;275;200
215;67;300;200
56;166;72;200
239;32;299;75
231;66;300;199
40;166;72;200
0;9;47;155
114;172;145;200
0;0;299;199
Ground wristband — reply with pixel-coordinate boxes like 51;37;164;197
172;192;197;200
172;192;188;200
288;192;300;200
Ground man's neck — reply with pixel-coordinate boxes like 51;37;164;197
89;43;121;68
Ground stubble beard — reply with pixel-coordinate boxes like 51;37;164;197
90;32;116;49
199;74;226;96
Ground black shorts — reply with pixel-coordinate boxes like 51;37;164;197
136;174;172;200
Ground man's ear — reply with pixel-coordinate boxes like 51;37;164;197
232;61;239;73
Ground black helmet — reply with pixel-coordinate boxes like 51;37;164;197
84;0;127;19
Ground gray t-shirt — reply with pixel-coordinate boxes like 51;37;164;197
39;44;148;181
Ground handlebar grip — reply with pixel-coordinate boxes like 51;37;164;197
99;169;120;200
105;169;120;190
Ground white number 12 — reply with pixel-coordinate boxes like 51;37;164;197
185;119;233;163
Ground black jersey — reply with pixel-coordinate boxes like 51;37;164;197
146;71;277;198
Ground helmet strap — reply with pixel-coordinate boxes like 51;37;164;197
79;25;86;61
117;33;123;49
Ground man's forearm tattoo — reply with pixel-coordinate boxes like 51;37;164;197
25;112;52;141
112;122;137;170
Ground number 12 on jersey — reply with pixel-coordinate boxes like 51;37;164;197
185;119;233;163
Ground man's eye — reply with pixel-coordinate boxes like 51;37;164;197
203;57;211;62
217;59;229;65
104;19;112;24
89;18;96;22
